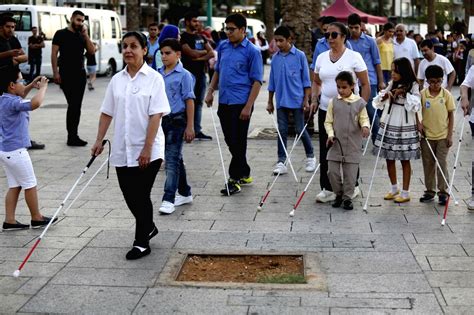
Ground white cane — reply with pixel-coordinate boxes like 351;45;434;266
209;106;230;196
270;112;298;182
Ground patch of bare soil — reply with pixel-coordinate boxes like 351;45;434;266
176;254;305;283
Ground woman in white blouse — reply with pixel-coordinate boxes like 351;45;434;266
91;31;170;260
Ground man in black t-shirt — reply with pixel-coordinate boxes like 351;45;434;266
28;26;44;80
181;12;215;140
51;10;94;146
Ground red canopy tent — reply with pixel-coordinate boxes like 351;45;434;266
321;0;388;24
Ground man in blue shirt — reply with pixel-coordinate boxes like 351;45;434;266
157;39;196;214
267;26;315;176
146;23;160;65
347;13;384;144
205;13;263;196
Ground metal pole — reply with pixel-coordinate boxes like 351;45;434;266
207;0;212;27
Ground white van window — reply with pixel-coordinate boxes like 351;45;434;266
111;17;117;39
102;16;112;40
0;11;32;31
39;12;52;39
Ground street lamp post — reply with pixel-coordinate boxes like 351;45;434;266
207;0;212;27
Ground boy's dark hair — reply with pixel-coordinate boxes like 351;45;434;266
148;22;158;28
425;65;444;80
160;38;181;52
420;39;433;49
158;23;165;31
335;71;355;86
0;14;15;26
322;16;337;25
184;11;199;23
274;26;291;39
225;13;247;30
72;10;85;17
392;57;417;91
347;13;362;26
0;65;20;94
383;22;394;31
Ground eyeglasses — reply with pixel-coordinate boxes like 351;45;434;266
15;79;26;85
324;32;342;39
427;79;442;85
225;27;238;33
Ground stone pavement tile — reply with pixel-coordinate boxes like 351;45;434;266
302;296;411;309
80;200;127;210
406;214;474;224
443;306;474;314
447;223;474;234
255;211;329;222
324;234;410;252
61;208;112;218
247;306;329;315
414;255;432;271
428;257;474;271
180;210;257;221
78;227;104;238
88;230;181;249
51;267;158;287
371;222;452;234
251;290;329;298
228;295;300;306
0;261;64;278
463;244;474;256
156;219;214;231
408;244;467;256
68;247;170;270
105;209;136;218
0;235;36;247
249;233;332;249
20;284;146;314
0;276;29;293
50;249;81;263
32;236;92;249
320;252;420;273
292;221;372;234
0;226;89;238
15;277;50;295
330;213;407;223
134;287;251;314
0;247;61;263
58;216;135;228
212;220;291;232
0;294;31;313
441;287;474;305
413;233;474;244
426;271;474;287
174;231;263;250
327;274;432;293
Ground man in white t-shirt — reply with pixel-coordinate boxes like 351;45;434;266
418;39;456;90
460;65;474;211
393;24;420;74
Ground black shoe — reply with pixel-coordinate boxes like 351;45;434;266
31;216;58;229
67;137;88;147
148;224;158;241
195;132;212;141
29;140;45;150
438;195;448;206
2;221;29;231
126;246;151;260
332;195;343;208
343;199;354;210
419;193;435;203
220;179;241;196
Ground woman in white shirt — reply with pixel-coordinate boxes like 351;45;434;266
311;22;370;203
91;31;170;260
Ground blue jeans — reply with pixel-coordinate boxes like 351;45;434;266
193;72;206;134
28;56;41;81
277;108;314;163
366;85;380;144
162;112;191;203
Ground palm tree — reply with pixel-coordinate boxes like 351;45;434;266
263;0;275;41
312;0;321;29
126;0;140;31
281;0;312;59
427;0;435;32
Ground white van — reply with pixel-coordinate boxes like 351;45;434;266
0;5;123;77
178;16;266;38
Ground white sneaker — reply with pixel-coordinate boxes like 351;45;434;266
175;194;193;207
351;186;360;200
315;189;337;203
468;199;474;211
305;157;316;172
159;201;175;214
273;162;288;175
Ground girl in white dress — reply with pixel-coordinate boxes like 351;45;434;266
372;57;422;203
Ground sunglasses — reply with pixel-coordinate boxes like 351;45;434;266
225;26;238;33
324;32;342;39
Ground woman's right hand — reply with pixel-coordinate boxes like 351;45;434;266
91;140;104;157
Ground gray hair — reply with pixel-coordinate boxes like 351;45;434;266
395;24;407;33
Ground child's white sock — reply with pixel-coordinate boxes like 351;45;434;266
401;190;409;198
391;184;398;194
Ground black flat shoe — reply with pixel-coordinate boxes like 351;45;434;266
148;224;158;241
419;193;435;203
438;195;448;206
2;221;29;231
343;199;354;210
126;246;151;260
332;196;343;208
67;137;88;147
31;216;58;229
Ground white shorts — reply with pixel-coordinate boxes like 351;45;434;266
0;148;37;189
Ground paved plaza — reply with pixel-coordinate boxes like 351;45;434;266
1;68;474;314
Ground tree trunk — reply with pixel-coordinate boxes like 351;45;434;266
427;0;435;32
126;0;140;31
378;0;384;16
281;0;312;59
311;0;321;29
263;0;275;41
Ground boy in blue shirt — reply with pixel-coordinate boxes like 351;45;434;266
205;13;263;196
0;66;57;230
267;26;315;175
157;39;195;214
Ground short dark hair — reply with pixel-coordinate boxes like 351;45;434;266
0;14;15;26
72;10;85;17
31;26;37;30
160;38;181;52
158;23;165;31
322;16;337;25
148;22;158;28
425;65;443;80
329;22;349;40
0;65;20;94
383;22;394;31
225;13;247;30
274;26;291;39
420;39;433;49
184;11;199;23
335;71;355;86
123;31;147;49
347;13;361;26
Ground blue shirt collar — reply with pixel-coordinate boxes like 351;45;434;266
350;32;368;41
158;62;183;76
277;45;297;56
225;37;249;48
